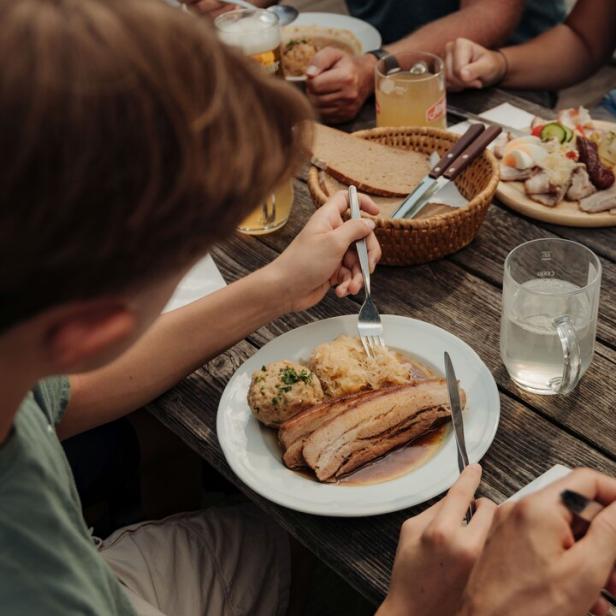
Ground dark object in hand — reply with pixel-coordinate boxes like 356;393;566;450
577;136;615;190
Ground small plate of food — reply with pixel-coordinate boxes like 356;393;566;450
494;106;616;227
217;315;499;516
281;12;381;81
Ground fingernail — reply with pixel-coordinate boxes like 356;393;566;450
305;65;319;77
461;68;471;79
363;219;376;230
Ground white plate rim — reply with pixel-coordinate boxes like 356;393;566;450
216;315;500;517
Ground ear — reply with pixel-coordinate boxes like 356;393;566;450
45;300;138;373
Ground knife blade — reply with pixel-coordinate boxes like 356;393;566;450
444;351;474;522
391;123;485;220
393;125;502;220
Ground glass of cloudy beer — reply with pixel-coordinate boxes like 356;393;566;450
216;9;293;235
375;51;446;129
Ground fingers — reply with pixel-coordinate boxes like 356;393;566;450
320;190;379;218
306;47;346;78
590;596;611;616
445;38;488;90
468;497;497;539
331;218;375;256
542;468;616;511
462;55;499;89
568;500;616;573
437;464;483;525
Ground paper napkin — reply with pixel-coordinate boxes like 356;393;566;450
505;464;571;503
163;254;227;313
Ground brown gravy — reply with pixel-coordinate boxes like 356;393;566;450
340;425;449;486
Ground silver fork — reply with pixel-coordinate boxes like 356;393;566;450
348;185;385;360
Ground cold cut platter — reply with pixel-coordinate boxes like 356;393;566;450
494;107;616;227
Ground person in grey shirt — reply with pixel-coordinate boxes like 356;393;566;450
187;0;565;122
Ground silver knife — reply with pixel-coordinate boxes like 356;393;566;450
392;123;484;220
444;351;474;523
392;125;502;220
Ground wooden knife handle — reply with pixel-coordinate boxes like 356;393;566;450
429;123;484;179
442;125;502;180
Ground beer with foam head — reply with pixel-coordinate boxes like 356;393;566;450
216;9;292;235
216;10;283;77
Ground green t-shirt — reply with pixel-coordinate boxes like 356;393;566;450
0;377;135;615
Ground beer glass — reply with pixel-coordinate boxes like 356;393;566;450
375;51;446;129
500;239;601;395
216;9;293;235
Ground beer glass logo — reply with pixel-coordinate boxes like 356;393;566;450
426;96;445;123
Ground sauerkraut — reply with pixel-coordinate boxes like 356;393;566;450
309;336;413;398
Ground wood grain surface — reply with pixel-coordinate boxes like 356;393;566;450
146;87;616;606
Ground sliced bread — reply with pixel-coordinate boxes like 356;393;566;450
311;123;429;198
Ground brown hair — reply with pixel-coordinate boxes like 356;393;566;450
0;0;312;330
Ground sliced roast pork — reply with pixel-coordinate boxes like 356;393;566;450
302;380;463;482
279;390;379;469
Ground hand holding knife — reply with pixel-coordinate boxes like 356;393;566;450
444;351;474;523
392;124;502;220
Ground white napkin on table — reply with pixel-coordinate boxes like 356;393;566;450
448;102;536;136
505;464;571;503
163;254;226;313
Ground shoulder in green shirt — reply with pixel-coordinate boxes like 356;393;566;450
0;377;135;615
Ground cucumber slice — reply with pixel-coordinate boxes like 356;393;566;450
562;125;574;142
540;122;567;143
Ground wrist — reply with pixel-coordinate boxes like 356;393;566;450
492;49;509;86
258;259;294;316
357;53;378;97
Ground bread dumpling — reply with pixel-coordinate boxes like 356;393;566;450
248;361;324;427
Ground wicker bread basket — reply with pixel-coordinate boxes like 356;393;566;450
308;127;500;266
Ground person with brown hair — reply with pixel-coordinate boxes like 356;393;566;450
0;0;380;613
5;1;616;615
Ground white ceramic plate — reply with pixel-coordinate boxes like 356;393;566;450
217;315;500;517
283;12;381;82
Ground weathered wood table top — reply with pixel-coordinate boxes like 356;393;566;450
147;88;616;606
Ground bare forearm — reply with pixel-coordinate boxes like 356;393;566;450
502;25;614;90
60;264;287;438
387;1;522;57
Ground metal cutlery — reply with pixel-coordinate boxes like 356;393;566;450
392;124;502;220
348;185;385;360
444;351;474;523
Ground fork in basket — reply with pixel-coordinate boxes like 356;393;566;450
348;185;385;359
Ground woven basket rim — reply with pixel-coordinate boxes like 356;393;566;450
308;126;499;230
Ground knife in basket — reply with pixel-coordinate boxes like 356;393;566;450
444;351;474;523
392;124;501;220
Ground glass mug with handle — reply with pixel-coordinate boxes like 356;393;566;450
375;50;446;129
215;9;293;235
500;238;601;395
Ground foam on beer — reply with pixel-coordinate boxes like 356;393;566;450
218;13;280;56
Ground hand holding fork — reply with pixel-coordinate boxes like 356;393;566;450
348;186;386;359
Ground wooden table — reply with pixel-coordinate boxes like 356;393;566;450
147;89;616;606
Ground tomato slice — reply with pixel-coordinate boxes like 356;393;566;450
531;124;545;137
